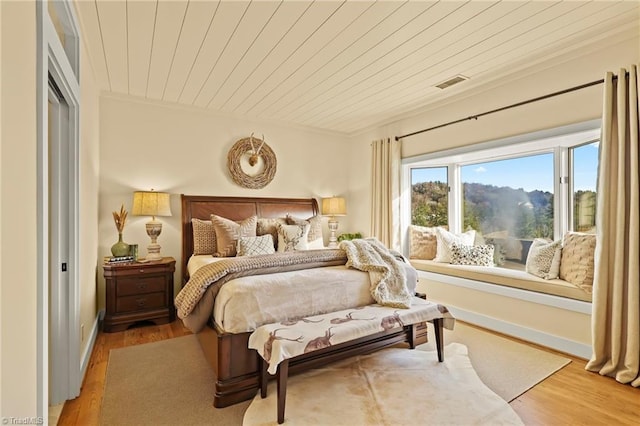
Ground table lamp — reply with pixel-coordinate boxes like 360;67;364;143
321;196;346;248
132;190;172;260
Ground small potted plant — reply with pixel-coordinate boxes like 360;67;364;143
111;204;130;257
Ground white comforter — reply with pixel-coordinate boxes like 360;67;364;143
214;265;374;333
182;254;418;334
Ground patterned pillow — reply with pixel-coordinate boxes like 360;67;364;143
276;223;310;252
192;218;216;255
256;217;287;250
450;242;494;267
434;228;476;263
409;225;438;260
286;215;323;249
237;235;275;256
560;232;596;292
210;214;257;257
526;239;562;279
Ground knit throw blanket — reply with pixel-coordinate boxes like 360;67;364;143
339;238;413;309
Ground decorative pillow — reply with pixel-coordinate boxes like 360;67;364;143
560;232;596;292
525;238;562;279
210;214;257;257
192;218;216;255
434;228;476;263
237;235;275;256
449;242;494;267
409;225;438;260
256;217;287;250
286;215;323;248
276;223;310;252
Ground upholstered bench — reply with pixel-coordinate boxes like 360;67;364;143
248;297;456;424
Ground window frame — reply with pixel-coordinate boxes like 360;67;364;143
401;120;601;255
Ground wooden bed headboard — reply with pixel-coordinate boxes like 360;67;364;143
181;195;319;283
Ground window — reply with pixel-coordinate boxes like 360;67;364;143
411;167;448;227
402;122;601;260
571;142;599;233
461;154;554;240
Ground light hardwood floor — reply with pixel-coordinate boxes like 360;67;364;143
58;320;640;425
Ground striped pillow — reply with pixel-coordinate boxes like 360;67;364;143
210;215;257;257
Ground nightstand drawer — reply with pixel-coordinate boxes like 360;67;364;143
116;277;166;296
116;292;165;313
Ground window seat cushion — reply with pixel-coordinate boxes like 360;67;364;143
410;259;592;302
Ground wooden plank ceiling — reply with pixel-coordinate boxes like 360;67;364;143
75;0;639;135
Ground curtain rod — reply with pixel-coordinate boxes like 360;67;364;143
394;74;624;141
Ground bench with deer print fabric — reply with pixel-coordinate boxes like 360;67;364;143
248;296;456;424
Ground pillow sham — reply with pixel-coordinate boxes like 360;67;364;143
286;215;324;249
276;222;310;252
409;225;438;260
237;235;275;256
560;232;596;292
434;228;476;263
210;214;257;257
525;238;562;279
256;217;287;250
449;242;494;267
191;218;216;255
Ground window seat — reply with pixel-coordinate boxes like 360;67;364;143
410;259;592;303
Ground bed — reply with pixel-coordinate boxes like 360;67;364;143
178;194;441;408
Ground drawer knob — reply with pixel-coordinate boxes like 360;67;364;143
139;269;145;273
136;298;146;307
137;283;147;290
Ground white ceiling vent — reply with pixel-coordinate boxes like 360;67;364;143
435;75;469;89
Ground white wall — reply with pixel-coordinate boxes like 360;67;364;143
78;22;101;358
98;96;353;307
0;0;38;417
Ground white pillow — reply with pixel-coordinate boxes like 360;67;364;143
525;238;562;279
276;223;310;252
236;235;275;256
434;228;476;263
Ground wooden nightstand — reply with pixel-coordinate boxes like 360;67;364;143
103;257;176;332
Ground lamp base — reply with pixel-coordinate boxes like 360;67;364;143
327;218;339;248
145;243;162;260
145;219;163;260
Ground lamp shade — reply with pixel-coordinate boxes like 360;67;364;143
321;197;346;216
132;191;172;217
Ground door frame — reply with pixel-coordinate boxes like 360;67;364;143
36;0;81;416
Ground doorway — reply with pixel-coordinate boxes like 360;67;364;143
47;77;75;406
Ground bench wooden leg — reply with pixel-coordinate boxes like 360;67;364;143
432;318;444;362
277;359;289;424
259;356;268;399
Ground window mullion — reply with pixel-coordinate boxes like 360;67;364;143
449;164;461;233
556;146;569;240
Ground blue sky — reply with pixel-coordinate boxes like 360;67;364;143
412;143;599;193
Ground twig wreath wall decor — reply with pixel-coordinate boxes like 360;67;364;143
227;134;277;189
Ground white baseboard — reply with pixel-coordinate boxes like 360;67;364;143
80;309;103;379
445;305;592;359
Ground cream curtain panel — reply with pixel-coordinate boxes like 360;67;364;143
370;138;401;250
586;65;640;387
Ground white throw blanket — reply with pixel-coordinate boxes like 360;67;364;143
339;238;413;309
